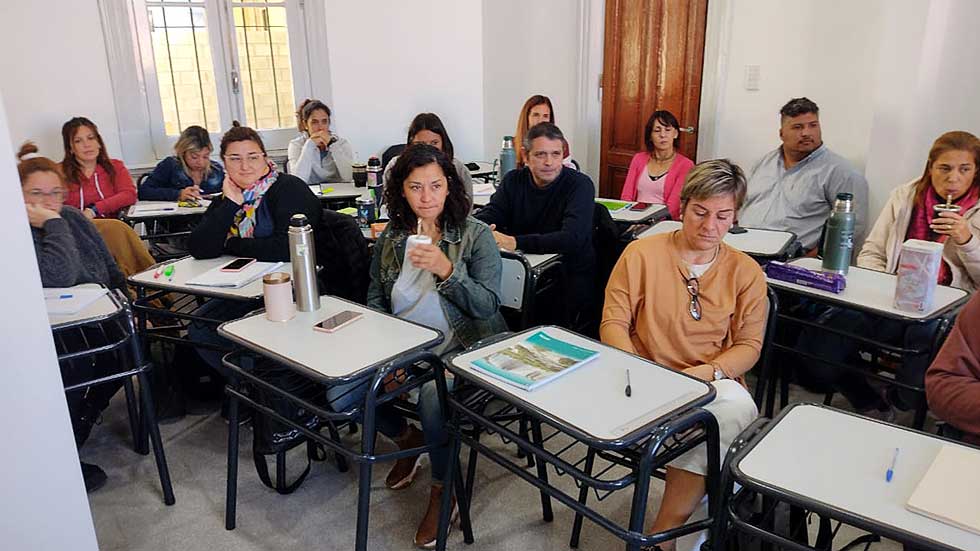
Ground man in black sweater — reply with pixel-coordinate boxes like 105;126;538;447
476;122;596;324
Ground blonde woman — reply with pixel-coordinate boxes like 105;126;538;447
139;125;225;201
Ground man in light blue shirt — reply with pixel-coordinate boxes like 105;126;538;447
739;97;868;252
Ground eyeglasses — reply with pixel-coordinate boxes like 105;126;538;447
224;153;266;166
685;275;702;321
25;189;66;200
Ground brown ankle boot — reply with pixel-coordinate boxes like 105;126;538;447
414;483;457;549
385;424;425;490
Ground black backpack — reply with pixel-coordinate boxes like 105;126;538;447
315;208;370;304
249;358;332;494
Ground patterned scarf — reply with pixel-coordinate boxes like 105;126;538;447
229;161;278;239
906;184;979;285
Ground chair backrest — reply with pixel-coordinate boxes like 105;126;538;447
499;253;531;311
137;172;151;188
592;202;627;291
314;209;370;304
381;143;407;173
752;286;780;413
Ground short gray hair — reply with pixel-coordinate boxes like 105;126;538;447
523;122;565;151
679;159;747;212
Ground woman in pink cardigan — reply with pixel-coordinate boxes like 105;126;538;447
620;110;694;220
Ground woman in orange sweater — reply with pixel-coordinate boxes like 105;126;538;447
601;159;767;550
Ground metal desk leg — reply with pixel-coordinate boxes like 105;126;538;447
569;447;597;548
137;369;175;505
124;377;147;455
530;420;554;522
224;385;240;530
436;435;462;551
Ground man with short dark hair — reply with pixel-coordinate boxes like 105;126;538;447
476;122;596;322
739;97;869;252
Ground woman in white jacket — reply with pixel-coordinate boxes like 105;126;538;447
858;130;980;291
797;131;980;416
287;99;354;184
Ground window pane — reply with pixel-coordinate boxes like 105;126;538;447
147;3;221;136
232;4;295;130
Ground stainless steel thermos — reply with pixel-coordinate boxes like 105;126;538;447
288;213;320;312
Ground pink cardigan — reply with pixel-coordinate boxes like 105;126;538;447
619;151;694;220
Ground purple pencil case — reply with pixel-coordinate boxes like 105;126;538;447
765;261;847;294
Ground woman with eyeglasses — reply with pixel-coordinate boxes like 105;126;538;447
601;159;765;551
189;121;321;261
19;141;126;493
187;122;321;386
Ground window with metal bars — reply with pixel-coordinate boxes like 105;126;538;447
133;0;311;154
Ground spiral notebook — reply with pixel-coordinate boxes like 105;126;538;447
905;444;980;535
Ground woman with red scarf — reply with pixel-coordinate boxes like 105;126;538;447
859;131;980;289
795;131;980;417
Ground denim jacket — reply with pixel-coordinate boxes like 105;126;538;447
138;156;225;201
368;216;508;350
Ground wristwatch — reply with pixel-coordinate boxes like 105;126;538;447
713;366;726;381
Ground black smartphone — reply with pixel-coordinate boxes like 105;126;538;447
220;257;256;272
728;225;748;234
465;162;481;171
313;310;363;333
629;202;650;211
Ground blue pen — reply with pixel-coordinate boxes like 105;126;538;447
60;294;73;299
886;447;900;482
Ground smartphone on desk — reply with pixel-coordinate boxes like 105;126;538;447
313;310;363;333
728;225;748;234
220;257;256;272
629;202;650;211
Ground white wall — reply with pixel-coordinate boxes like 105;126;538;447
0;93;99;550
481;0;585;165
0;1;122;162
323;0;485;162
701;0;980;226
700;0;883;172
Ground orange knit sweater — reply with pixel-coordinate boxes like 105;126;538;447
600;233;768;378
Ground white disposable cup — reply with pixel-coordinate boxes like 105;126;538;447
406;234;432;251
263;272;296;322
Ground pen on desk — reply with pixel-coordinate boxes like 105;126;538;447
163;264;175;282
886;447;899;482
625;369;632;397
153;266;163;279
46;294;73;300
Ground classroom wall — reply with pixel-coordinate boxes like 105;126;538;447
322;0;486;162
0;1;123;162
700;0;980;226
0;93;100;550
481;0;586;167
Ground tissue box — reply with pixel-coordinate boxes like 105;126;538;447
894;239;944;313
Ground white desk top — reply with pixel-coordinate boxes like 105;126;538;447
218;296;442;381
472;193;491;207
48;284;121;329
309;182;369;201
129;256;289;300
768;257;967;320
598;199;668;224
450;326;713;443
738;404;980;550
523;253;560;270
639;221;796;257
123;200;209;220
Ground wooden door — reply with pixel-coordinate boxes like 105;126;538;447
599;0;708;198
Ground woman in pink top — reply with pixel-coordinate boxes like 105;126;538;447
61;117;136;219
620;110;694;220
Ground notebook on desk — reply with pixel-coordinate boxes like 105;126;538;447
906;444;980;535
44;287;108;315
186;261;284;288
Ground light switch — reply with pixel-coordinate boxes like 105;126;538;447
744;65;761;91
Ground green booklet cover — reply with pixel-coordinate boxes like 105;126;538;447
596;199;631;212
471;331;599;391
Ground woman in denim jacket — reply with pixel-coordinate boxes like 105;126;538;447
331;143;505;548
138;125;225;201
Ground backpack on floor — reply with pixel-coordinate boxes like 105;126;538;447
249;359;329;494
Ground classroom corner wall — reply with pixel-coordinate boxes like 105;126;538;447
0;1;122;162
0;92;100;550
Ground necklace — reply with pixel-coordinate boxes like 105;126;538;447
652;151;676;164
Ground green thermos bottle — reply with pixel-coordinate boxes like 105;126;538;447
822;192;855;275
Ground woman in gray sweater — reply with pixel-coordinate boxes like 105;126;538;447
19;142;125;493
